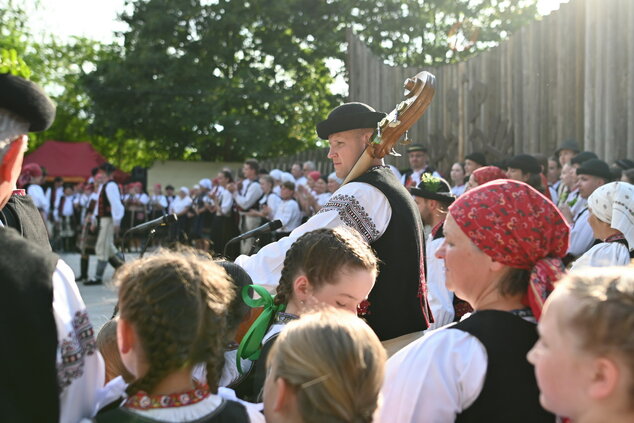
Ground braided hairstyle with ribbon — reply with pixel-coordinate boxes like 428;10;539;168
115;248;234;395
274;227;379;306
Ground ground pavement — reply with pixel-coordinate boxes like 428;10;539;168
59;252;139;331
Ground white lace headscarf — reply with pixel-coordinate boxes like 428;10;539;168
0;108;29;163
588;181;634;251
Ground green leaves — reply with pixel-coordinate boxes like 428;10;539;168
0;48;31;79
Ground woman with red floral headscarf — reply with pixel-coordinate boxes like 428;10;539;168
466;165;508;191
380;180;570;423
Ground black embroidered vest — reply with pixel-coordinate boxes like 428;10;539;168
0;227;59;422
452;310;554;423
0;194;52;249
353;166;430;340
96;399;250;422
98;181;118;217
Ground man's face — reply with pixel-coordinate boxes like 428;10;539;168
464;159;481;176
558;149;576;168
506;167;528;183
577;174;605;199
408;150;428;171
95;170;107;184
547;160;561;184
243;164;255;180
291;164;302;179
327;129;368;179
280;186;294;200
166;188;174;196
413;196;433;225
302;163;313;177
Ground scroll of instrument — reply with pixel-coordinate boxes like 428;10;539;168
342;71;436;185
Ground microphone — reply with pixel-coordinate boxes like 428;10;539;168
125;213;177;235
236;220;282;240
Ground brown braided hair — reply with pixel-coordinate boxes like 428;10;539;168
274;227;378;306
114;248;234;396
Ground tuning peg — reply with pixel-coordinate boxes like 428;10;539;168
373;123;382;144
388;148;402;157
388;108;401;128
400;130;413;145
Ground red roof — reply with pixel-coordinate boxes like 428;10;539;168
23;141;129;183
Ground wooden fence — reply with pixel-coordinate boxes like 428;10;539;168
347;0;634;174
265;0;634;176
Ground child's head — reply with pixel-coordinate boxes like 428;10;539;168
263;308;386;423
215;260;252;339
528;266;634;421
96;317;134;384
274;227;378;314
114;248;234;395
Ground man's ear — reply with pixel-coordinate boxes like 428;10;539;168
0;135;27;209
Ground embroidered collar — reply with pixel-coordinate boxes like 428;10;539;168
274;311;299;325
11;189;26;196
125;382;210;410
605;233;626;243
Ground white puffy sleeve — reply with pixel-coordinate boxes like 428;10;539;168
235;182;391;288
378;327;487;423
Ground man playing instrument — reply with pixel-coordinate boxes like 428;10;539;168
236;102;431;342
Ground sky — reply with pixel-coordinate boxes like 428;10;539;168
22;0;571;44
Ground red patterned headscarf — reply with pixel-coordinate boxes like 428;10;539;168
449;180;570;320
472;166;507;185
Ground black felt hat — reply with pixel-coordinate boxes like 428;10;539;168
615;158;634;170
316;102;386;140
465;152;487;166
0;73;56;132
570;151;598;166
410;175;455;205
507;154;540;174
406;144;428;153
576;159;612;181
555;139;580;155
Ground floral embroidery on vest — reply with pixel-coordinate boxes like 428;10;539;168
317;194;380;243
57;310;97;389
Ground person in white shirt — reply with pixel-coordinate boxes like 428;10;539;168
273;181;302;237
210;170;240;257
400;144;441;188
449;161;467;197
565;159;612;263
228;159;264;254
571;181;634;270
54;185;76;251
168;186;193;243
291;162;307;187
410;175;456;331
19;162;49;226
86;163;125;285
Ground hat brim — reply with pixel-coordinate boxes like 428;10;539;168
316;111;386;140
0;74;56;132
411;187;456;204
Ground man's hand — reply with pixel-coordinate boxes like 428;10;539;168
559;204;573;224
90;222;97;232
227;183;237;193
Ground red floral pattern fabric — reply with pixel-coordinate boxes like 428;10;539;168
125;382;209;410
449;180;570;320
472;166;508;186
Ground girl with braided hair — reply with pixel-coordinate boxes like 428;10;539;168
234;227;378;402
263;308;386;423
92;249;263;422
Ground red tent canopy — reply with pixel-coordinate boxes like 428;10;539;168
23;141;129;184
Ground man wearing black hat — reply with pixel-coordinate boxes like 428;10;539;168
0;69;103;421
400;144;441;188
506;153;550;200
411;175;456;330
566;159;612;262
555;138;581;168
464;152;487;176
236;102;431;342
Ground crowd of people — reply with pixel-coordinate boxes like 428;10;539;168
1;67;634;423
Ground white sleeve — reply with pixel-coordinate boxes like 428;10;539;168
53;259;105;422
378;328;487;423
234;182;263;210
267;194;282;218
425;237;455;329
220;190;234;216
235;182;391;287
106;182;125;224
567;209;595;257
138;193;150;205
273;201;296;231
571;242;632;270
28;185;49;213
159;195;168;208
53;194;61;221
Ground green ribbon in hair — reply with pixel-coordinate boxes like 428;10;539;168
236;284;285;374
